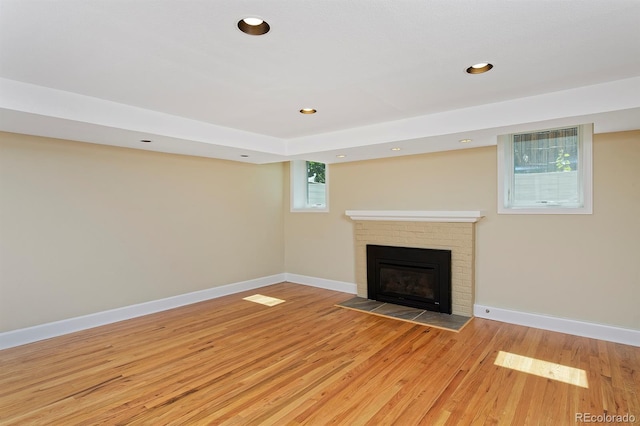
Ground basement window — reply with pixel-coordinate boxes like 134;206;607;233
497;124;593;214
290;160;328;212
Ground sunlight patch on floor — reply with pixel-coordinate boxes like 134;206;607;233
494;351;589;388
243;294;285;307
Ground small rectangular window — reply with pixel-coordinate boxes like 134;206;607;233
290;160;328;212
498;124;592;214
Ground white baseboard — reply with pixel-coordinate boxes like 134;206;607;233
474;304;640;347
6;277;635;350
285;273;357;294
0;274;286;350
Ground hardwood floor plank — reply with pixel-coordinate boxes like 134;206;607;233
1;283;638;425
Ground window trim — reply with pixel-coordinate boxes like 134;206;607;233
290;160;329;213
497;123;593;215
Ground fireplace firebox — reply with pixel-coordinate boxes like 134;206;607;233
367;245;452;314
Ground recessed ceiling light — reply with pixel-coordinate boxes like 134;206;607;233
336;154;346;158
243;17;263;26
237;17;270;35
466;62;493;74
140;139;152;143
390;147;401;151
459;138;473;143
299;108;317;114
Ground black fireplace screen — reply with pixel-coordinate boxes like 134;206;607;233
379;264;436;300
367;245;451;314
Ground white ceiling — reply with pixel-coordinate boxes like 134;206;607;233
1;0;639;164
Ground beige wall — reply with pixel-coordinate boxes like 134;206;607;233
2;130;638;333
285;131;640;330
0;132;285;332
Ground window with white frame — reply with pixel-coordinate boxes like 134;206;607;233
290;160;328;212
497;124;592;214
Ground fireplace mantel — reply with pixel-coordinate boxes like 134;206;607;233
345;210;484;223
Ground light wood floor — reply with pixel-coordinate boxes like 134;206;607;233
1;283;638;425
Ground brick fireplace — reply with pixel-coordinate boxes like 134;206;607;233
346;211;483;317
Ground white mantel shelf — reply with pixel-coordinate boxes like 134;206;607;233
345;210;485;223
